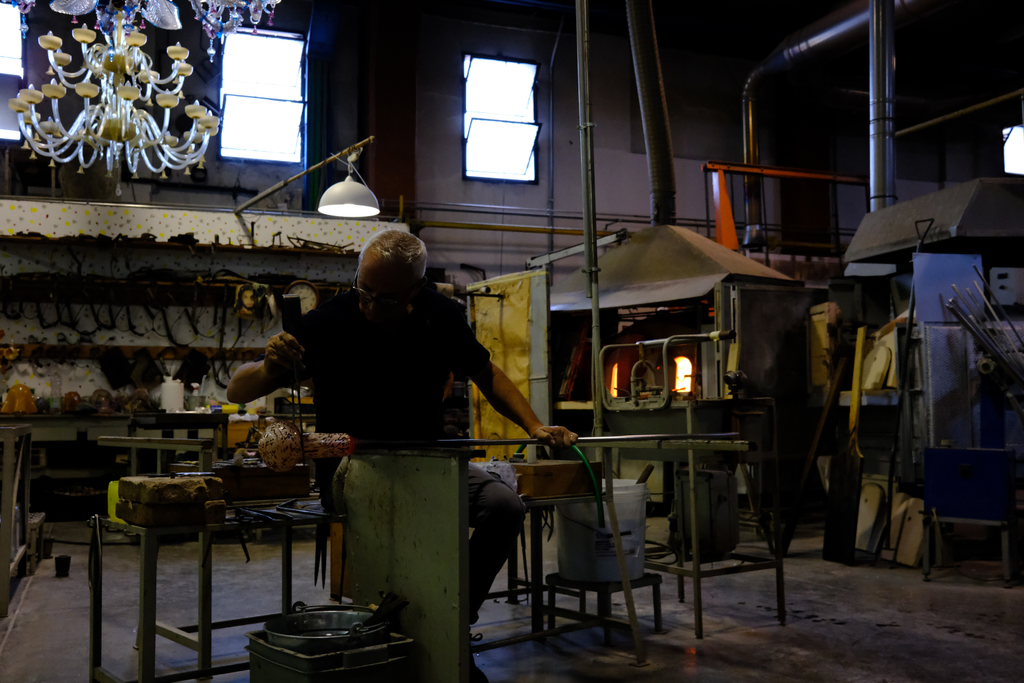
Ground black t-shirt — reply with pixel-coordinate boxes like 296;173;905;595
292;288;490;441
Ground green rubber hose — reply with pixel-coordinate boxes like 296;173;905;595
516;443;605;528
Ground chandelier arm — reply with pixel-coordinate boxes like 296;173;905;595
49;52;88;86
79;142;101;169
48;97;77;139
149;62;185;88
139;146;163;174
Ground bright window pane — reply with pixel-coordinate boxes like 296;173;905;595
466;119;538;181
220;32;304;163
221;95;304;163
464;57;536;136
0;4;22;78
222;33;304;101
1004;126;1024;176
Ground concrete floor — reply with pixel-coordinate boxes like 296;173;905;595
2;515;1023;682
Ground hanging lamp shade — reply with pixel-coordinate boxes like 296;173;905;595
318;175;380;217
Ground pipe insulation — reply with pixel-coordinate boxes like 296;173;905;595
625;0;676;226
740;0;958;238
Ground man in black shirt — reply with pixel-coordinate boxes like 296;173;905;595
228;230;576;681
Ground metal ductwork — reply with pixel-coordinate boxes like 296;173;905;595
625;0;675;226
869;0;897;212
741;0;958;244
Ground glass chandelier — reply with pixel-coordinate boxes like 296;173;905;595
6;8;219;190
190;1;285;61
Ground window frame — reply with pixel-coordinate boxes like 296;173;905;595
461;52;541;185
218;29;307;166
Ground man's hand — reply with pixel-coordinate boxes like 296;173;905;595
531;425;578;449
264;332;305;378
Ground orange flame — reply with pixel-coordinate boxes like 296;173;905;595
610;362;619;397
674;356;692;393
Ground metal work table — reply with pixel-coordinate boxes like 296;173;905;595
1;424;32;617
614;399;786;639
88;505;340;683
475;434;765;651
129;412;230;465
0;414;130;442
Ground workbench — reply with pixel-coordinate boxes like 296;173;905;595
1;424;32;617
0;412;228;478
88;504;341;683
612;398;786;639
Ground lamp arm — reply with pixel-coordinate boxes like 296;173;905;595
233;136;376;216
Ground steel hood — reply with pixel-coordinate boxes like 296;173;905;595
550;224;794;311
845;178;1024;264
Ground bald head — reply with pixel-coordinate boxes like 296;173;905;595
359;230;427;280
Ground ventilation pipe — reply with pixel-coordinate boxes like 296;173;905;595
625;0;675;226
740;0;957;244
870;0;897;211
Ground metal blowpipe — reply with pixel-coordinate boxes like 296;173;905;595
257;421;739;472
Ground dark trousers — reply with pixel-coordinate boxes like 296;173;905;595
467;462;526;624
317;459;525;623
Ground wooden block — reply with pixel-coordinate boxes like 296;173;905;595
118;476;223;505
512;460;603;498
170;463;310;502
895;498;926;567
855;482;885;552
861;345;891;391
330;522;352;602
115;499;226;527
889;498;912;550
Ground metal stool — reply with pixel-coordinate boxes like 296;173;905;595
545;572;663;646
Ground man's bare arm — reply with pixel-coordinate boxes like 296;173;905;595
470;361;577;448
227;332;305;403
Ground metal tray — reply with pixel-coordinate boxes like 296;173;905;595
246;630;412;673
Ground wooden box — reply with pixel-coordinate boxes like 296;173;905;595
512;460;603;498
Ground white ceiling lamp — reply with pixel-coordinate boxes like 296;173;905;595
318;150;379;218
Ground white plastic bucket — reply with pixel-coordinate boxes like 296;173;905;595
555;480;649;583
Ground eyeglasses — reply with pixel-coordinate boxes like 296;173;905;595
352;270;419;309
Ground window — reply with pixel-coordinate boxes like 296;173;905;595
463;55;539;182
0;3;23;141
1004;126;1024;176
0;4;20;78
220;31;305;163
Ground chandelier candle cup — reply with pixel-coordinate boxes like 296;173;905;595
72;28;96;44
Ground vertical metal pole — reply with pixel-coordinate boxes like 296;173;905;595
771;403;786;624
282;526;293;614
530;507;544;632
1;433;14;617
548;17;563;255
89;517;103;682
741;93;763;246
198;531;212;672
138;532;159;683
869;0;897;211
575;0;646;665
